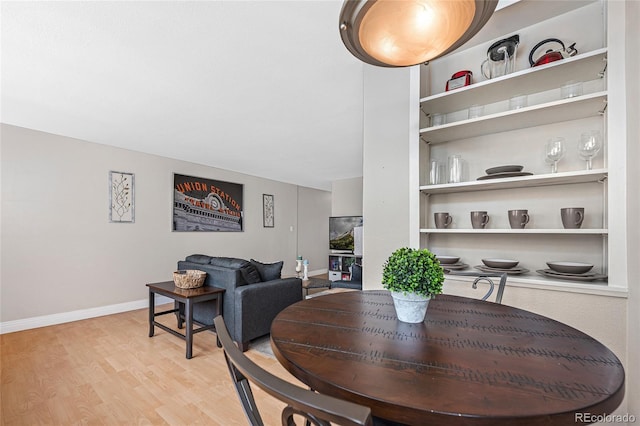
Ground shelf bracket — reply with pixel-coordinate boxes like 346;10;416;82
420;135;431;144
598;57;608;78
420;105;428;117
598;175;608;184
598;100;608;115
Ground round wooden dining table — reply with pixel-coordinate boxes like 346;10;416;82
270;290;625;426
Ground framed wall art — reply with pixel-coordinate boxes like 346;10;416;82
263;194;274;228
109;171;135;223
173;173;244;232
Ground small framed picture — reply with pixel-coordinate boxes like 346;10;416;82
109;171;135;223
263;194;274;228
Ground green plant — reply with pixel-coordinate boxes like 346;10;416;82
382;247;444;297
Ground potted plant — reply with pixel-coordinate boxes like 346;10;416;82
382;247;444;323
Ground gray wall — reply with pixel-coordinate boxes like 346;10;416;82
331;177;363;216
0;124;329;324
297;185;331;274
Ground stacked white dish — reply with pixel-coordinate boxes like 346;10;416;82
537;261;607;282
475;258;529;275
436;255;468;272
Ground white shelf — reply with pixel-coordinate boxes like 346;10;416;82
420;48;607;113
421;228;608;235
419;92;607;144
445;274;627;298
420;169;607;194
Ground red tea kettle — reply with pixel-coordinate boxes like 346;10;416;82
529;38;578;67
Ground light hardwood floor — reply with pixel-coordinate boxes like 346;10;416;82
1;305;303;425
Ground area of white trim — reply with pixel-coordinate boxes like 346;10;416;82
445;275;628;298
0;296;172;334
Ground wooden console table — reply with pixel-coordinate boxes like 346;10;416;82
147;281;224;359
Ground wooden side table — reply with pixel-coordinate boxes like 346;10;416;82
301;277;332;298
147;281;225;359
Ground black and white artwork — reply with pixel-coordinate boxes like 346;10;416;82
263;194;274;227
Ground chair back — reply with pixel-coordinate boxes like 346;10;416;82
213;316;373;426
445;271;508;304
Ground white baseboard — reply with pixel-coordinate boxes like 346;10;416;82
0;296;172;334
0;271;331;334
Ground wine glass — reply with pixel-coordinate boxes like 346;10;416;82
545;137;565;173
578;131;602;170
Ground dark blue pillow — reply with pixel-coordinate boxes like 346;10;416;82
250;259;283;282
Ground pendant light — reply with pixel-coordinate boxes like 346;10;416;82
339;0;498;67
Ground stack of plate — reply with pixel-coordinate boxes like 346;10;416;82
475;258;529;275
537;261;608;282
436;255;468;272
477;165;533;181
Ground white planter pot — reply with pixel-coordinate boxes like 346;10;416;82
390;291;431;323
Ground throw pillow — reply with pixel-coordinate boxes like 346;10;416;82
240;265;262;284
185;254;212;265
250;259;283;282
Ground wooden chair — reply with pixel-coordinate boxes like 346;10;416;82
213;316;373;426
445;271;508;304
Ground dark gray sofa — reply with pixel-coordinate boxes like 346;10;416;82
330;264;362;290
177;254;302;351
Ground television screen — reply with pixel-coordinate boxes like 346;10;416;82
329;216;363;253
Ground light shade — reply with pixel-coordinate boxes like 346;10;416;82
339;0;498;67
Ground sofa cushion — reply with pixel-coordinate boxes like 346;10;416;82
208;257;261;285
185;254;213;265
209;257;250;269
250;259;283;281
351;264;362;282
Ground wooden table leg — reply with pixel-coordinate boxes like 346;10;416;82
148;289;155;337
215;295;223;348
175;301;184;329
185;299;193;359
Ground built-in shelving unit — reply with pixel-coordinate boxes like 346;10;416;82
418;2;615;291
328;254;362;281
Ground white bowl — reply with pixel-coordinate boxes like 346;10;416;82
482;258;519;269
546;261;594;274
436;255;460;265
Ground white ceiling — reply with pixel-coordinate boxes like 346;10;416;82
1;1;365;190
1;1;522;191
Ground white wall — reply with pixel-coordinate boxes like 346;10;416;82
0;124;329;325
624;0;640;416
361;65;420;287
331;177;363;216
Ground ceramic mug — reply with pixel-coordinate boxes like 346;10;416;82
434;212;453;229
561;207;584;229
470;211;489;229
508;209;530;229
